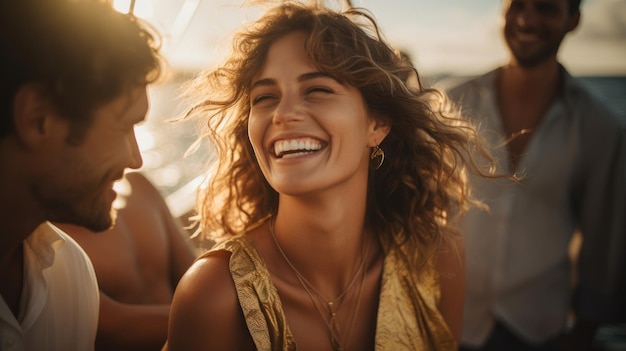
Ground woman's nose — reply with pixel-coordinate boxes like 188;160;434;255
272;94;305;125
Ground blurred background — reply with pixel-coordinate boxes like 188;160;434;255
113;1;624;347
115;0;625;216
116;0;626;75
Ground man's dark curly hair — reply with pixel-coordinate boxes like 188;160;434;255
0;0;163;143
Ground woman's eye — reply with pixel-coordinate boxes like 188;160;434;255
307;87;333;95
251;94;274;105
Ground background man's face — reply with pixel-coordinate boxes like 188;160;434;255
502;0;579;67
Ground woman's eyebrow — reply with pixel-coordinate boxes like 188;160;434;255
251;71;336;90
250;78;276;91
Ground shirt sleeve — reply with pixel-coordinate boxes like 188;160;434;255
573;115;626;323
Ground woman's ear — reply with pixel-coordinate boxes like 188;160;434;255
368;117;391;147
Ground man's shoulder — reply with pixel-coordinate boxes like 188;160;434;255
20;223;99;350
442;70;496;102
45;223;96;271
27;222;88;260
26;223;99;302
124;171;170;210
564;77;625;129
126;171;160;198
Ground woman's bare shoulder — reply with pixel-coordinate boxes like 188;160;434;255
176;250;235;302
167;250;254;350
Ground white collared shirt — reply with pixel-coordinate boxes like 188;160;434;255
0;222;99;351
447;68;626;346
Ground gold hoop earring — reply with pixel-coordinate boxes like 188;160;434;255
370;145;385;170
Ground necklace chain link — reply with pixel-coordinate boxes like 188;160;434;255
269;218;368;351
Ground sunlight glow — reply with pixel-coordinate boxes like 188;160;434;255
112;0;153;19
112;174;133;210
135;125;156;152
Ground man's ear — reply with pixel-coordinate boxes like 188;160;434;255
567;11;581;33
12;83;57;148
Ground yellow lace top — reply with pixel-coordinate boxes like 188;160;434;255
206;235;455;350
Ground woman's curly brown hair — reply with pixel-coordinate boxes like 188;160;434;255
182;0;494;271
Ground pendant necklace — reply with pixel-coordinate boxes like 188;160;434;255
269;218;369;351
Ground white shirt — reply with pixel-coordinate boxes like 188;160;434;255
447;68;626;346
0;222;99;351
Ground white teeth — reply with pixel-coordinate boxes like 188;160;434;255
516;32;539;42
274;137;322;158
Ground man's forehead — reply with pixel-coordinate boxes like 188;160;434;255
503;0;571;12
94;87;148;122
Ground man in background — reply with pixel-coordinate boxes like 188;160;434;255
0;1;162;349
447;0;626;350
57;172;197;351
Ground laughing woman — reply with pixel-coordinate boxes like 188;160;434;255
164;1;493;350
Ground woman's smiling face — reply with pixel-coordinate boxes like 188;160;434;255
248;31;386;197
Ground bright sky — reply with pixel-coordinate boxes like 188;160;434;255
122;0;626;76
360;0;626;76
112;0;625;195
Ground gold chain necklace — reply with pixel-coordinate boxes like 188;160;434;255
269;218;368;351
501;128;533;146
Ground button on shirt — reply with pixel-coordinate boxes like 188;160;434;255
0;222;99;351
447;68;626;346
